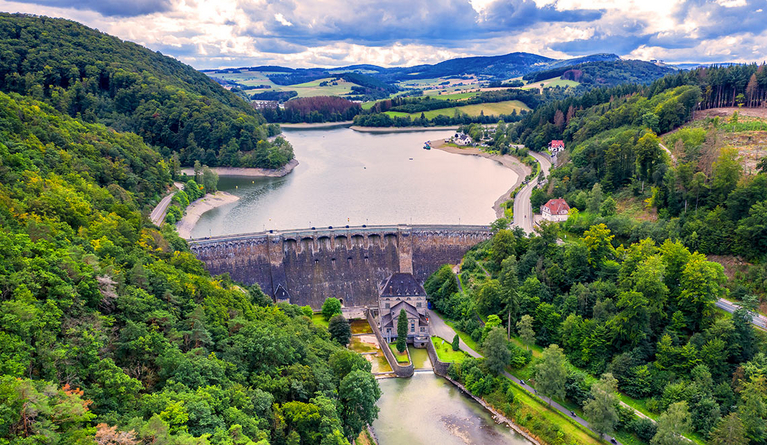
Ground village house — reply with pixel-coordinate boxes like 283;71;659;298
548;140;565;153
378;273;429;348
541;198;571;222
452;132;473;146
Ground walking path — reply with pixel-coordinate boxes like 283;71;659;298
428;309;623;445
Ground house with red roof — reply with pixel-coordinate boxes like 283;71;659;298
548;140;565;153
541;198;571;222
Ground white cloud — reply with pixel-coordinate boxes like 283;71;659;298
0;0;765;69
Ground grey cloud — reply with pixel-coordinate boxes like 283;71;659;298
13;0;172;16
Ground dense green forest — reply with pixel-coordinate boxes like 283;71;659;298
426;223;766;444
0;13;293;169
523;60;675;87
0;91;379;444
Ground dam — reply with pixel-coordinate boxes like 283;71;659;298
189;224;491;308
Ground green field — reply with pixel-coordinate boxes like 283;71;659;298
384;100;530;120
389;344;410;363
431;337;468;363
424;90;480;100
205;70;365;98
522;76;580;90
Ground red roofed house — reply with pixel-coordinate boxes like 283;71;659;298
541;198;571;222
548;140;565;153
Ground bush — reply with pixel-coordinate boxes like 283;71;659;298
321;297;342;320
630;417;657;442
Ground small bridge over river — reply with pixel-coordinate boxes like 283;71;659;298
189;224;491;309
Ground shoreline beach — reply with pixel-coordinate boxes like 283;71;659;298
180;158;299;178
280;121;353;129
176;192;240;239
430;139;530;219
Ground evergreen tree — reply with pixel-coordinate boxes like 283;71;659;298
328;315;352;346
452;334;460;352
710;413;749;445
396;309;408;353
483;328;511;375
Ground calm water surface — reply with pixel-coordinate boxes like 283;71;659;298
191;127;517;237
374;373;531;445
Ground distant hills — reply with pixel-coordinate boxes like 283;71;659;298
204;52;626;83
204;52;677;102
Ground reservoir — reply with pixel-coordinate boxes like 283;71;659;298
191;127;518;238
374;373;531;445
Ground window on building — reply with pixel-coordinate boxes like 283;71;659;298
410;322;415;333
385;303;390;309
416;302;421;308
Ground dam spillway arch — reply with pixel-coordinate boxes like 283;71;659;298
188;224;492;309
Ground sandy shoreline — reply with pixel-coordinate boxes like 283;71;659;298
430;139;530;218
350;125;459;133
180;158;299;178
176;192;240;239
281;121;353;129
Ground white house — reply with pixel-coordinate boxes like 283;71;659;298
541;198;571;222
548;140;565;153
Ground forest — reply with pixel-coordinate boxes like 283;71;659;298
522;60;675;87
259;97;362;123
0;91;380;444
0;13;293;169
425;222;766;444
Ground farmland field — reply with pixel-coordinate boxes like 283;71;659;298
522;76;580;90
384;99;530;119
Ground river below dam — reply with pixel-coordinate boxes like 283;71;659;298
374;372;531;445
191;127;518;238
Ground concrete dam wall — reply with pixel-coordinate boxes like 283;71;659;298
189;225;491;309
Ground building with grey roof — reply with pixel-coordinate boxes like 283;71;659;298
378;273;429;348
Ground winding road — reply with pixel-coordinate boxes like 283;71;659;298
716;298;767;329
512;151;552;234
149;182;184;226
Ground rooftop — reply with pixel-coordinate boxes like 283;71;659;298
380;272;426;297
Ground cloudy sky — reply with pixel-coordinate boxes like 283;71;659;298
2;0;766;69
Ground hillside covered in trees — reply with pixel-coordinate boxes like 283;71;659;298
426;221;766;444
0;90;379;444
0;13;293;169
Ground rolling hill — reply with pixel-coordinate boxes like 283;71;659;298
0;13;292;169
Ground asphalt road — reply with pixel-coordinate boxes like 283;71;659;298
149;182;184;226
512;151;552;234
716;298;767;329
428;309;623;445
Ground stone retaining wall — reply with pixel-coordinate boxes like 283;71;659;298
425;338;451;376
366;309;414;378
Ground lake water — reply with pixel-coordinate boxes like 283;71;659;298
191;127;518;237
373;373;531;445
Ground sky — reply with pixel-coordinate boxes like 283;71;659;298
1;0;766;69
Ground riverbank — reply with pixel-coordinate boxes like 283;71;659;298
176;192;240;239
430;139;530;219
179;158;299;178
281;121;353;129
351;125;458;133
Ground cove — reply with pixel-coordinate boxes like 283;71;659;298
373;372;532;445
191;127;518;238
